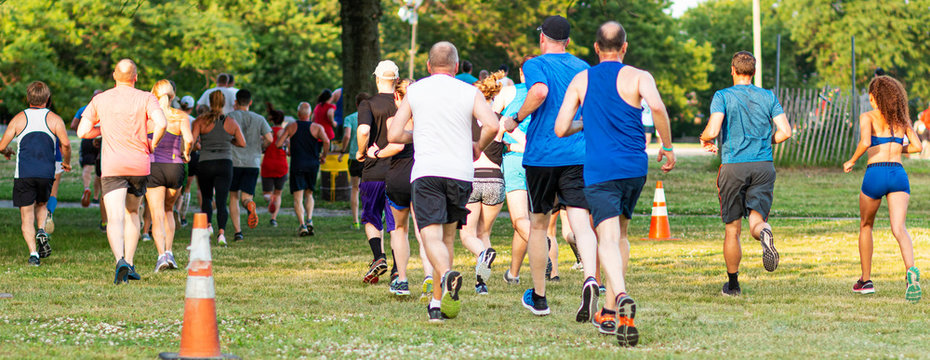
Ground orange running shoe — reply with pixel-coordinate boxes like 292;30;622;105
246;200;258;229
81;188;92;208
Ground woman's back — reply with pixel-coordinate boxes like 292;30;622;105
865;110;906;164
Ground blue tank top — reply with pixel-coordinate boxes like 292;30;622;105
15;108;57;179
291;121;321;170
502;84;530;156
580;62;646;186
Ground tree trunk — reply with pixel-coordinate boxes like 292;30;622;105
340;0;381;116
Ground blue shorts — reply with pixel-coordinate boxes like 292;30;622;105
861;162;909;200
503;154;526;193
584;176;647;227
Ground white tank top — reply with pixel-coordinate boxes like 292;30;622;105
407;74;479;182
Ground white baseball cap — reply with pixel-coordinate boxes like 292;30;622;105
180;95;195;109
373;60;399;80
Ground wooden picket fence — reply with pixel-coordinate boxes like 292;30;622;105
773;87;857;166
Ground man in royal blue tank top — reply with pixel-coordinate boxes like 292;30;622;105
502;15;597;320
699;51;792;297
555;21;675;347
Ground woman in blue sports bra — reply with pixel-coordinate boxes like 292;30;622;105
843;75;922;302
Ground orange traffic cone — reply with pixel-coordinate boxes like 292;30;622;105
160;213;239;360
642;181;679;241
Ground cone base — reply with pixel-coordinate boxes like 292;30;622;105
640;237;681;241
158;352;240;360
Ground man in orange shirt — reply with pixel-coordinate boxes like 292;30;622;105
79;59;167;284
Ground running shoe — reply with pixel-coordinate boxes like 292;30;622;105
759;228;779;272
571;261;584;272
45;213;55;234
127;264;141;281
91;198;99;205
353;222;361;230
906;267;921;303
81;188;92;207
546;258;553;279
268;195;278;214
616;294;639;347
475;282;488;295
307;220;315;236
234;232;244;241
390;265;399;283
503;270;520;284
246;200;258;229
428;306;446;323
36;230;51;258
576;277;598;323
28;255;40;267
114;258;130;285
141;233;152;242
269;219;278;227
99;222;107;232
217;233;227;246
440;271;463;319
592;308;617;335
721;282;741;296
475;250;492;286
852;279;875;294
420;277;434;304
599;285;607;295
390;279;411;296
298;224;310;237
548;276;561;282
521;288;550;316
155;254;170;273
363;257;388;284
166;253;178;269
179;218;188;228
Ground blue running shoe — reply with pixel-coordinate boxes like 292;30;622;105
114;258;130;284
522;289;550;316
127;264;141;281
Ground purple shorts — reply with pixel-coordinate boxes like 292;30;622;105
360;181;395;232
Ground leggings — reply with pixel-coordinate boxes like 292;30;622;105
197;159;233;231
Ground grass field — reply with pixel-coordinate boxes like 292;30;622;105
2;154;930;359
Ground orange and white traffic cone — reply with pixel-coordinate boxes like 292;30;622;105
642;181;679;241
160;213;239;360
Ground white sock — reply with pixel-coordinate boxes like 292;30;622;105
429;298;441;309
165;251;173;256
30;252;39;258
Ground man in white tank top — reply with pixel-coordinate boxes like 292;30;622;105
388;41;500;323
0;81;71;267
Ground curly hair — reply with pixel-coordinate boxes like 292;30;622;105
868;75;910;132
394;78;415;99
474;70;506;101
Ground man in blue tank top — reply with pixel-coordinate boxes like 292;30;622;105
0;81;72;267
501;15;595;320
555;21;675;347
699;51;792;296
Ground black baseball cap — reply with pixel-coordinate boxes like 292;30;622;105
537;15;570;41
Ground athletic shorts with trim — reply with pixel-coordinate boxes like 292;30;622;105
13;178;53;207
468;169;505;206
102;176;148;197
79;138;99;167
290;165;319;193
148;162;185;189
348;159;364;178
717;161;775;223
386;157;414;210
412;176;472;231
261;175;287;192
360;181;395;231
585;176;646;227
503;154;527;193
230;167;259;195
525;165;588;214
861;162;909;200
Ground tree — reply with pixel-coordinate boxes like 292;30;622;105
340;0;382;116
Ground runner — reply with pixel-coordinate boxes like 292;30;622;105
145;79;193;272
339;93;371;229
175;95;198;227
641;98;654;146
0;81;71;266
71;89;103;208
843;75;922;303
387;41;500;322
44;136;65;234
699;51;792;296
228;89;272;240
78;59;168;284
455;60;478;84
261;104;288;227
313;89;337;141
356;60;400;285
192;90;246;246
196;73;238;114
276;102;329;236
501;15;595;318
554;21;676;346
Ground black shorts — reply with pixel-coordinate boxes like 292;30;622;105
148;163;185;189
385;157;414;208
13;178;54;207
79;139;99;167
261;175;287;192
95;153;102;177
101;176;148;197
230;167;259;195
188;151;200;177
412;176;472;231
584;177;647;227
348;159;364;178
290;166;319;193
525;165;589;214
717;161;776;224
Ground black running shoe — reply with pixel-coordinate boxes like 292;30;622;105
307;220;315;236
36;230;51;258
298;224;310;237
721;282;741;296
363;257;388;284
114;258;130;285
28;255;40;267
616;294;639;347
428;306;446;323
234;232;244;241
759;228;779;272
576;277;598;323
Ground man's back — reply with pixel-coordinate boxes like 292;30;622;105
522;53;589;167
711;85;784;164
84;85;160;177
408;74;478;182
228;110;270;168
358;93;396;182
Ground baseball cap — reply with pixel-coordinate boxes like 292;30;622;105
180;95;195;109
537;15;571;41
373;60;399;80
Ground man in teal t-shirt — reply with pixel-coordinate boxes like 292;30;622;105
340;92;371;228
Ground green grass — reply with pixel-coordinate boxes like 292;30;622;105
2;155;930;358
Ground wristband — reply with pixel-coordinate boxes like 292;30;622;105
373;149;381;158
661;145;674;152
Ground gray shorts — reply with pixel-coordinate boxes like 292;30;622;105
468;171;505;206
717;161;775;223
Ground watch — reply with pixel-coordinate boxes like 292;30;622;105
373;149;381;158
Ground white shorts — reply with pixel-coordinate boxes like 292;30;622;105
55;161;64;175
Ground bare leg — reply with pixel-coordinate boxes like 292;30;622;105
887;192;916;270
82;166;94;190
20;205;37;253
305;190;314;222
724;219;742;274
459;202;487;256
507;191;530;277
164;188;182;252
422;223;456;301
599;216;631;311
478;203;503;249
293;190;305;225
271;189;283;220
350;176;360;224
145;187;168;256
123;194;143;265
104;188;129;261
229;191;241;233
528;212;551;295
390;208;411;281
857;193;881;281
565;206;598;280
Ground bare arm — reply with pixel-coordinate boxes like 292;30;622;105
473;92;500;159
554;72;585;138
311;123;330;162
77;103;100;139
261;132;273;151
518;83;547;122
340;125;352;153
327;108;336;127
0;113;24;159
70;115;81;131
356;124;371;161
225;118;246;148
387;99;413;145
905;122;923;154
772;113;792;144
844;113;873;172
180;115;194;162
699;112;725;153
275;123;295;149
639;71;675;173
149;107;168;152
49;113;72;171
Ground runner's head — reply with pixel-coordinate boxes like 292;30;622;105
266;102;285;126
151;79;176;109
316;89;333;106
180;95;195;113
498;64;509;76
475;71;505;101
730;51;755;81
196;90;226;125
462;60;473;74
227;73;235;87
594;21;627;59
26;81;50;107
427;41;459;75
373;60;399;92
113;59;137;84
519;55;536;83
235;89;252;108
868;75;910;132
537;15;571;51
356;92;371;108
394;79;415;105
297;102;312;121
216;73;229;87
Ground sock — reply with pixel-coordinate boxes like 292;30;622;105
30;252;39;258
165;251;173;256
368;237;383;259
47;196;57;214
727;271;739;289
429;298;441;309
569;242;581;262
602;308;616;315
532;290;545;301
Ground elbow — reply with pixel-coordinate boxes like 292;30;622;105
529;86;548;100
554;125;567;138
